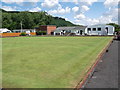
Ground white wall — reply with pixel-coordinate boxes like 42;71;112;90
0;28;11;33
85;25;114;35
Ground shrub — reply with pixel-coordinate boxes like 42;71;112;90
20;32;26;36
36;31;47;35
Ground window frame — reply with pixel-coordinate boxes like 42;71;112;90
98;27;101;31
92;28;96;31
87;28;91;31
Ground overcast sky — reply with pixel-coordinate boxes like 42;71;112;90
0;0;119;25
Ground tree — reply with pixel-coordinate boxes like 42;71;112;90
107;23;120;32
2;9;76;30
20;12;35;29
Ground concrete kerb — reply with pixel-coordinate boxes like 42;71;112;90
74;37;114;89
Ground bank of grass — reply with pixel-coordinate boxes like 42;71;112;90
2;36;113;88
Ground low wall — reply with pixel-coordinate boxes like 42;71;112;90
0;32;36;37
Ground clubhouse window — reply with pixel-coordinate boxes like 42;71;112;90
98;28;101;31
93;28;96;31
88;28;91;31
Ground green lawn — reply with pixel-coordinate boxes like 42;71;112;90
2;36;113;88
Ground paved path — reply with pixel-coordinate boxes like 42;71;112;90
82;40;119;89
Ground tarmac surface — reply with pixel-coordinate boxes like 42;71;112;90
82;40;119;89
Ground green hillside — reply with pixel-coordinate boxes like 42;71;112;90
1;9;78;30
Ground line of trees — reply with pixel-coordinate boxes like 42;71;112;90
1;9;120;32
107;23;120;32
1;9;76;30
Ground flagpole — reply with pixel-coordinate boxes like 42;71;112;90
20;21;22;33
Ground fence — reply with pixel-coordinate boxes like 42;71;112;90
0;32;36;37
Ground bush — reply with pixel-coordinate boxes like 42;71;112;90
36;31;47;35
20;32;26;36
